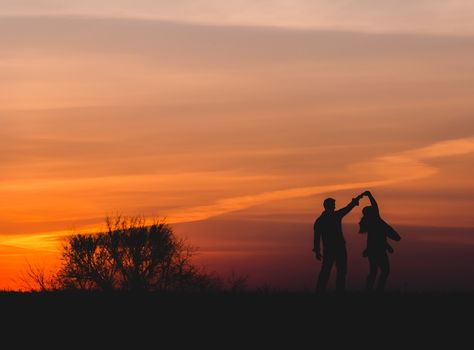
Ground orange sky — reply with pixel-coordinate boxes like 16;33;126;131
1;3;474;290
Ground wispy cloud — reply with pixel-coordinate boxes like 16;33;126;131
2;1;474;34
169;137;474;223
0;232;70;253
409;137;474;159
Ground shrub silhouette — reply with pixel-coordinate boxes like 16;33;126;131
52;216;220;292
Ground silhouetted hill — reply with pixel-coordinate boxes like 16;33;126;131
0;291;472;346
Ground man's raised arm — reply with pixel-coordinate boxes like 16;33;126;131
336;193;364;217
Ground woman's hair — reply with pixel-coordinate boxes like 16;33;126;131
362;206;377;217
359;206;377;233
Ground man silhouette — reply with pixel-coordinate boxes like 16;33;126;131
313;194;363;293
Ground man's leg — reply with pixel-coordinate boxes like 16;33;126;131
316;253;334;293
335;246;347;292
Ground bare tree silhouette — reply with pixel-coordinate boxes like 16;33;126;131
20;262;58;292
26;216;220;292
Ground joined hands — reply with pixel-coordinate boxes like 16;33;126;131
352;191;372;206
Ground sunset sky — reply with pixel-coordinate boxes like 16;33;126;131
1;1;474;290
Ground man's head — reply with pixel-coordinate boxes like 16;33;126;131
323;198;336;212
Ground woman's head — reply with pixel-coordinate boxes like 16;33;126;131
359;206;377;233
362;206;377;220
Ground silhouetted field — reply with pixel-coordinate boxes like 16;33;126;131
1;291;472;346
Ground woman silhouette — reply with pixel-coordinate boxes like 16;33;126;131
359;191;401;292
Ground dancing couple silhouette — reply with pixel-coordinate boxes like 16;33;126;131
313;191;401;293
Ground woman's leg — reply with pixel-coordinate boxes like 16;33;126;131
365;255;378;292
376;253;390;292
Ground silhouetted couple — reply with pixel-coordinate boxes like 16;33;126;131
313;191;401;293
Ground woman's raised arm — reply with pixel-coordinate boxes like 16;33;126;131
364;191;380;217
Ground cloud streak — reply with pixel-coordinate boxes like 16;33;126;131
2;1;474;34
168;137;474;223
1;137;473;253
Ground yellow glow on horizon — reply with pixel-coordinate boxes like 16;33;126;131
2;137;472;256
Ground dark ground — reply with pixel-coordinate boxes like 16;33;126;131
1;291;472;346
